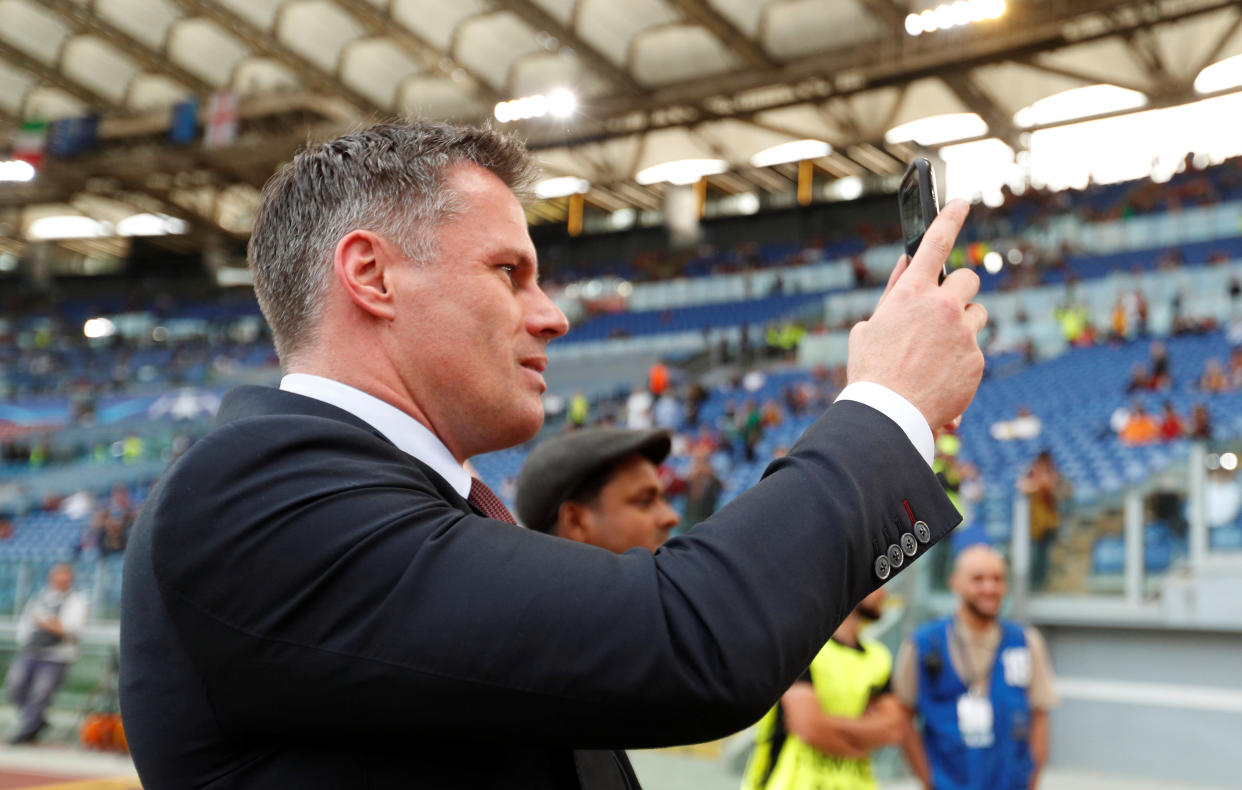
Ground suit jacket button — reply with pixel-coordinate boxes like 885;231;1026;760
914;520;932;544
887;543;904;568
875;555;891;580
901;533;919;556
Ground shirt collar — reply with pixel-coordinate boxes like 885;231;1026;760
279;373;472;499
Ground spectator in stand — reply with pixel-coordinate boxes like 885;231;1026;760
625;388;654;430
1199;358;1229;393
100;517;128;556
1159;402;1186;441
1017;451;1068;591
1109;297;1129;341
0;512;12;542
1190;404;1214;440
1125;362;1151;394
683;451;725;531
741;399;763;463
1229;348;1242;389
1148;341;1170;390
1121;403;1160;445
989;405;1042;441
760;399;783;428
653;389;682;431
6;564;89;744
648;359;670;397
567;390;589;429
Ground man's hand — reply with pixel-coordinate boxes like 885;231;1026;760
846;199;987;431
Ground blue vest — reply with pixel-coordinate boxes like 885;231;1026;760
914;617;1034;790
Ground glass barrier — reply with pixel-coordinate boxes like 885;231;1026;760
1201;439;1242;560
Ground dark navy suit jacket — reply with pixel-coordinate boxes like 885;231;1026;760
120;386;959;789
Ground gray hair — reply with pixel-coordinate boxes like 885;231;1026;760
248;121;537;361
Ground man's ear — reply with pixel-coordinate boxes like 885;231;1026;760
334;229;400;321
555;500;594;545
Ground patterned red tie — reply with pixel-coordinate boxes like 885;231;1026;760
469;477;517;525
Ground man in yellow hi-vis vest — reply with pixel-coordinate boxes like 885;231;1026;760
742;588;905;790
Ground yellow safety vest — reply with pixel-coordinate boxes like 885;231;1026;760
742;639;893;790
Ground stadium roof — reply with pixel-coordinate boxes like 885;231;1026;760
2;0;1242;240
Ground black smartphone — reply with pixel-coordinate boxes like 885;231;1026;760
899;157;946;282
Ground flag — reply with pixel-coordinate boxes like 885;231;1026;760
14;119;48;168
168;97;198;144
203;91;238;149
47;114;99;157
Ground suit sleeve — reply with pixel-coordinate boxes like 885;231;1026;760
151;400;959;749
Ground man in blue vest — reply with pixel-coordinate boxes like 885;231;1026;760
893;545;1058;790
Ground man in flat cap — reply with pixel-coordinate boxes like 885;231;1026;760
516;428;680;553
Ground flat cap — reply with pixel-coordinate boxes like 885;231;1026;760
515;428;672;533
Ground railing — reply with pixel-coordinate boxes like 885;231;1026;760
1006;440;1242;625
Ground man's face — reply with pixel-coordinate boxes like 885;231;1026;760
49;565;72;592
579;454;680;554
387;163;569;459
952;549;1007;621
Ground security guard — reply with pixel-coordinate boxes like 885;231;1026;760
894;545;1058;790
741;588;905;790
515;427;679;553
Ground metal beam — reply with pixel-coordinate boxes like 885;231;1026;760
940;72;1024;150
524;0;1238;150
1014;56;1151;95
330;0;501;109
170;0;384;117
490;0;647;96
1120;26;1181;97
39;0;215;97
1192;5;1242;78
664;0;779;71
0;38;122;112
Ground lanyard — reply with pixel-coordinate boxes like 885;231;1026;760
950;621;992;693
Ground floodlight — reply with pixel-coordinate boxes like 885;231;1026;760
535;176;590;199
0;160;35;182
547;89;577;119
635;159;728;186
749;139;832;168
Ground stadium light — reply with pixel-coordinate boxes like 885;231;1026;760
28;215;112;240
83;317;117;339
547;88;577;119
886;113;988;146
494;89;577;123
983;251;1004;274
1013;85;1147;128
1195;53;1242;94
117;213;190;237
905;0;1005;36
635;158;728;186
749;139;832;168
535;176;590;199
0;160;35;182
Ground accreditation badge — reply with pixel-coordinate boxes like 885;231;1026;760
1001;647;1032;688
957;692;995;748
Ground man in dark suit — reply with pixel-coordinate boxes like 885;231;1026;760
120;121;986;789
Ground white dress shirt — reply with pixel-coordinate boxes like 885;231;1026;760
835;382;935;468
280;374;472;498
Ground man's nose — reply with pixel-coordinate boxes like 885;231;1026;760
528;286;570;339
660;500;680;530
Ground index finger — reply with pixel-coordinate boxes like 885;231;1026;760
907;199;970;286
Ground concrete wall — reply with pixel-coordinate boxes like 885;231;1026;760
1040;622;1242;788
